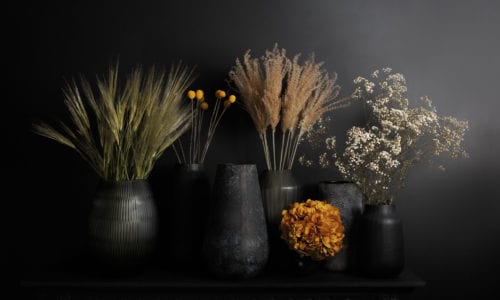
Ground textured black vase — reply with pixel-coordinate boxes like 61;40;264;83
203;164;269;279
88;180;158;271
164;163;210;270
318;181;363;272
359;204;404;278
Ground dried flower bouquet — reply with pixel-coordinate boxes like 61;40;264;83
228;45;351;170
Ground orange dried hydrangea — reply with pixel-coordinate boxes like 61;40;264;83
280;199;345;261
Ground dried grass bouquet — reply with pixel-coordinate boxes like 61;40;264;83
228;45;352;170
280;199;345;260
33;63;195;181
304;68;469;205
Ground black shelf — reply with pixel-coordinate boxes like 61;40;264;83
20;264;425;300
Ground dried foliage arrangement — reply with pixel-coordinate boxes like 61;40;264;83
228;45;352;170
300;68;469;205
172;89;236;164
280;199;345;261
33;63;195;181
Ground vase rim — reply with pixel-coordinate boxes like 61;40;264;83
262;169;293;173
363;203;397;208
217;163;256;167
320;180;353;184
100;179;148;184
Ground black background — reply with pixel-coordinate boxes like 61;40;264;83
10;0;500;298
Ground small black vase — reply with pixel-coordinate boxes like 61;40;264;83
88;180;158;271
359;204;404;278
164;163;210;270
202;164;269;279
318;181;363;272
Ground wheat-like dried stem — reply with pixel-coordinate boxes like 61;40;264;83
34;62;195;180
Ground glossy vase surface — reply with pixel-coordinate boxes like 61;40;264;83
318;181;363;272
165;163;210;269
88;180;158;271
359;204;404;278
259;170;299;236
203;164;269;279
259;169;299;271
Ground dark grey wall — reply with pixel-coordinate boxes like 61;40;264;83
12;0;500;297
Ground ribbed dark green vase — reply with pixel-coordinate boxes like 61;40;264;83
88;180;158;271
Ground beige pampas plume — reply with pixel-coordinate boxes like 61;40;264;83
228;44;352;170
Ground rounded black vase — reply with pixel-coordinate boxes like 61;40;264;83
88;180;158;271
359;204;404;278
164;163;210;270
203;164;269;279
318;181;363;273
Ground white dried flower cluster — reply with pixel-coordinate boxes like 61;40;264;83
336;68;469;205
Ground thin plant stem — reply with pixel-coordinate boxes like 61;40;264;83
279;132;285;171
272;129;276;170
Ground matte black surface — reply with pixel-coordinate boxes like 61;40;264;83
359;205;405;278
162;163;210;270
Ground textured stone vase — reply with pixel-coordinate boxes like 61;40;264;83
88;180;158;271
164;163;210;270
202;164;269;279
318;181;363;272
359;204;404;278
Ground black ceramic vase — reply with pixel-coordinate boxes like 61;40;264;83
88;180;158;271
359;204;404;278
259;169;299;271
164;163;210;269
203;164;269;279
318;181;363;272
260;170;299;235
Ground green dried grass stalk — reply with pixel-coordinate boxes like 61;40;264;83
34;63;195;181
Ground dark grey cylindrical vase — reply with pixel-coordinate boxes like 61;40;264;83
165;163;210;270
260;170;299;236
259;169;299;271
359;204;404;278
318;181;363;273
203;164;269;279
88;180;158;271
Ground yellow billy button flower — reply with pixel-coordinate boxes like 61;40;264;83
223;100;231;108
200;102;209;110
196;89;204;101
228;95;236;103
215;90;226;99
198;96;205;103
187;90;196;100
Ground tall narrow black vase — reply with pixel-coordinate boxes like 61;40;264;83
88;180;158;272
203;164;269;279
259;169;299;271
165;163;210;270
359;204;404;278
318;181;363;272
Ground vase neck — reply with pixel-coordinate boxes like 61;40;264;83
363;204;397;214
176;163;205;171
